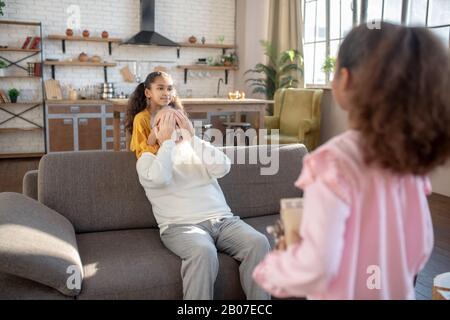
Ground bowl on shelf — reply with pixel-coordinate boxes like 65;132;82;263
78;52;89;62
90;55;101;63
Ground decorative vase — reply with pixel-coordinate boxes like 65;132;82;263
78;52;89;62
66;28;73;37
10;96;17;103
82;30;90;38
101;31;109;39
188;36;197;44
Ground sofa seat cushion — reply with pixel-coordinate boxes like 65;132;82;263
76;228;252;300
0;272;72;300
243;214;279;248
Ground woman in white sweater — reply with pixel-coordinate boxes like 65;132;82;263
136;107;271;300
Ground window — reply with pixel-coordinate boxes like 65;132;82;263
303;0;450;86
303;0;359;85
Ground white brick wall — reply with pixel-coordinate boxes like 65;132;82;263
0;0;236;153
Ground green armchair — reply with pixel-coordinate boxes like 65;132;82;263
265;88;323;151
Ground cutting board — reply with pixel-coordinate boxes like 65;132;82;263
120;66;135;83
45;79;63;100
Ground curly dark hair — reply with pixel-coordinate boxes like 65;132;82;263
337;22;450;175
125;71;184;134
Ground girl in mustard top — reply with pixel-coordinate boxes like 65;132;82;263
125;71;184;159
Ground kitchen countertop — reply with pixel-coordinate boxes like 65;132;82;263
46;99;113;105
108;98;274;106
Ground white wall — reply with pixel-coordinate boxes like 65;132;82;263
319;89;348;144
0;0;236;153
430;164;450;197
235;0;270;99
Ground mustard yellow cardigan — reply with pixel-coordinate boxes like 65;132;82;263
130;109;160;159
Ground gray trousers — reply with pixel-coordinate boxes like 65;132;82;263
160;216;271;300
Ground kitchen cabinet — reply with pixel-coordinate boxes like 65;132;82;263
48;118;74;151
78;117;102;151
46;100;118;152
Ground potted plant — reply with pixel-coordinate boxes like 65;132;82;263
245;40;303;113
8;88;20;103
322;56;336;85
0;1;5;16
222;52;237;67
0;59;7;77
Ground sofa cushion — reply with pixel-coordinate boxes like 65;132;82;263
38;151;156;233
219;144;305;219
0;272;72;300
76;228;271;300
243;214;279;248
0;192;83;296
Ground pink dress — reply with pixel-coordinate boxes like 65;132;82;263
253;130;434;300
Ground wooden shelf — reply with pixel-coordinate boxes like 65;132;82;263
0;127;43;133
0;76;42;79
178;42;236;49
44;61;116;67
176;43;236;58
47;35;121;55
47;35;122;43
0;20;41;26
177;65;238;71
0;19;47;155
0;102;43;107
0;152;45;159
0;47;41;53
177;65;238;84
45;61;116;82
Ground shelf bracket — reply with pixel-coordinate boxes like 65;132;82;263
184;68;188;84
225;70;229;84
104;66;108;82
108;42;112;55
51;65;55;79
177;47;181;59
61;40;66;54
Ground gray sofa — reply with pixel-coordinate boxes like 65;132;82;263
0;144;307;300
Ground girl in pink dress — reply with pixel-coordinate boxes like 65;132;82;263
253;22;450;300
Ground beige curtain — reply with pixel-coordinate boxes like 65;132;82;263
268;0;304;88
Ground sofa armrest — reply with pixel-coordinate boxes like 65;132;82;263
0;192;83;296
23;170;38;201
298;119;320;141
264;116;280;135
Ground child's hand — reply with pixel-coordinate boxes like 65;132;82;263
174;110;194;140
156;112;176;144
147;129;157;146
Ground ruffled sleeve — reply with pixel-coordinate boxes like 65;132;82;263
130;113;160;159
295;148;353;205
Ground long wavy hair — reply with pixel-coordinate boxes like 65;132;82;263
337;22;450;175
125;71;184;134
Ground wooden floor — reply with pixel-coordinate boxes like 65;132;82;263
415;193;450;300
0;157;449;299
